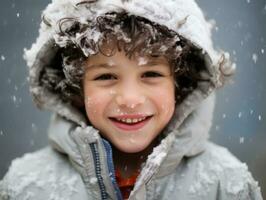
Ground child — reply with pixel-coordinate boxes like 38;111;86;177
0;0;263;199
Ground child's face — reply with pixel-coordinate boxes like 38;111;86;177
83;50;175;153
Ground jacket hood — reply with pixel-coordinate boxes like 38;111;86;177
24;0;235;193
24;0;234;124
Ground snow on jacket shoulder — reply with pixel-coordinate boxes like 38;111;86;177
152;142;262;200
0;147;89;200
0;142;262;200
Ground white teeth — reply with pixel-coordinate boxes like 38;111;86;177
117;117;147;124
132;119;138;123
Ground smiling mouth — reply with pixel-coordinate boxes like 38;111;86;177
109;116;152;124
109;115;153;131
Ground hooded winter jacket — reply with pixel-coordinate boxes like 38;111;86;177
0;0;263;199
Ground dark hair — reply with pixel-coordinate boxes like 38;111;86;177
40;11;210;108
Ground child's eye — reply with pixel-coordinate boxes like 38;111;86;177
94;73;117;81
142;71;163;78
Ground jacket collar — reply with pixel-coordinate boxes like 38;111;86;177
48;93;215;197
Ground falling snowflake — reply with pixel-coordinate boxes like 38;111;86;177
237;21;243;28
252;53;258;64
16;12;20;18
258;115;262;121
222;114;227;119
30;140;35;146
261;49;264;54
12;95;17;103
239;137;245;144
1;55;5;61
31;123;38;133
238;112;242;118
0;130;3;136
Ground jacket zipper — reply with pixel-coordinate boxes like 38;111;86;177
102;139;123;200
90;143;108;200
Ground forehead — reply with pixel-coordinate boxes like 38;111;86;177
85;51;170;70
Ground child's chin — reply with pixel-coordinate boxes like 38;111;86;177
114;141;150;154
120;147;145;154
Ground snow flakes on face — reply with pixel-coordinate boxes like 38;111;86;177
109;90;116;95
129;135;137;144
107;59;115;66
85;96;93;107
137;57;148;66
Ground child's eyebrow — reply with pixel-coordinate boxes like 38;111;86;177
140;61;164;66
140;59;169;67
86;58;168;70
86;63;114;70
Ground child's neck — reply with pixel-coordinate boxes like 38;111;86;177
113;139;158;179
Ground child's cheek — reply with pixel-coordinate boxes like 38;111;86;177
84;88;115;118
84;96;98;117
153;84;175;116
84;92;105;114
160;98;175;115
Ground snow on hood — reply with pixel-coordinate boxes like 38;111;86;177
24;0;235;177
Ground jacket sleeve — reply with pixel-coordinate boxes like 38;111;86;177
217;164;263;200
0;177;11;200
242;182;263;200
0;154;42;200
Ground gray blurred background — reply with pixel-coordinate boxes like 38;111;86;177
0;0;265;198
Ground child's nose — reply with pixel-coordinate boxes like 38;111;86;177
115;82;146;109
